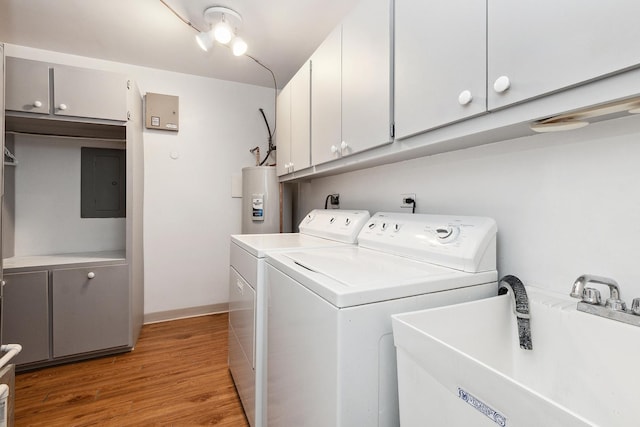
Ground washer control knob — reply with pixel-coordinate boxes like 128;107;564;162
435;226;459;243
393;223;402;232
345;218;351;226
368;222;376;229
329;217;336;224
381;222;388;231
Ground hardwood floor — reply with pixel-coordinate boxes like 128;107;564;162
15;313;250;426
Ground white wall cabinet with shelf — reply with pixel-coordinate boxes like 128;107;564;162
276;61;311;177
5;57;128;122
395;0;640;140
311;0;392;166
1;55;144;370
487;0;640;110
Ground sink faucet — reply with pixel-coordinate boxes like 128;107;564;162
570;274;625;310
498;275;533;350
570;274;640;327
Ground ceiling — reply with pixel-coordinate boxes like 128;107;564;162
0;0;360;89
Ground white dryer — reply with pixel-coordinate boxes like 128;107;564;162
229;209;370;427
265;212;498;427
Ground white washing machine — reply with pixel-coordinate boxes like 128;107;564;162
229;209;371;427
265;212;498;427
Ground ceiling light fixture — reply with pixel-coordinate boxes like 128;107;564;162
195;6;247;55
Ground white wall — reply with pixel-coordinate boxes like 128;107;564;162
298;114;640;299
12;135;125;256
6;44;275;315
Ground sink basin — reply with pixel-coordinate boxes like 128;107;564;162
392;286;639;427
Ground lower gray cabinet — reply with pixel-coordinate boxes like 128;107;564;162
3;271;50;365
52;264;129;358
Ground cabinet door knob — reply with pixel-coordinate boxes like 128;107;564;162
33;100;43;108
87;272;96;279
58;103;68;111
340;141;348;151
331;145;339;154
458;90;473;105
493;76;511;93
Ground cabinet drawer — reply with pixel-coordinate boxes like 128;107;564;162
3;271;50;365
51;264;129;358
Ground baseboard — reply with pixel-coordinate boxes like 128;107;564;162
143;303;229;324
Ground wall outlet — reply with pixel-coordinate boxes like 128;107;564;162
401;193;416;208
330;193;340;207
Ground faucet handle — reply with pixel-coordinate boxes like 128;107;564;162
631;298;640;315
582;287;602;305
606;298;627;312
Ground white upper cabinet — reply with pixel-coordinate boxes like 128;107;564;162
290;62;311;173
5;57;50;115
312;0;392;166
52;64;128;121
276;83;292;177
277;61;311;176
395;0;487;139
311;26;342;166
341;0;392;156
5;57;128;122
488;0;640;110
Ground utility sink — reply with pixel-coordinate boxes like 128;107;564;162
392;286;640;427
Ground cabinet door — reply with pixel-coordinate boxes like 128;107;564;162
5;57;50;115
53;64;128;121
395;0;486;139
3;271;50;365
488;0;640;110
52;264;129;358
275;83;292;176
289;61;311;172
342;0;392;151
311;26;342;166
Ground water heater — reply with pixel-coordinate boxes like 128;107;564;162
242;166;279;234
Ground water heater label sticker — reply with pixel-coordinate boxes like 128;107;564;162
252;194;264;221
457;388;506;426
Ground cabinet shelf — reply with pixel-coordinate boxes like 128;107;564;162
3;250;126;272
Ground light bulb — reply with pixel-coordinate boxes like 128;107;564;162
213;18;233;44
195;31;214;52
232;37;248;56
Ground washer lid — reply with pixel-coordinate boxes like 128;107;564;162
268;247;497;307
231;233;350;258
